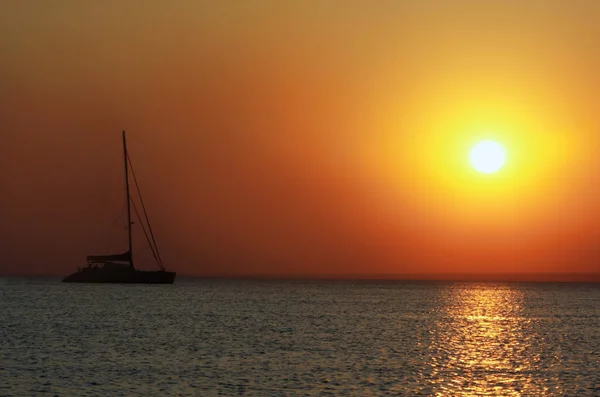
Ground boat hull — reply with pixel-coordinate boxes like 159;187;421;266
62;268;176;284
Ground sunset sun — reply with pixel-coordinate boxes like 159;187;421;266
469;140;506;174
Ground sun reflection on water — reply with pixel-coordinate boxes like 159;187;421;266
425;285;553;396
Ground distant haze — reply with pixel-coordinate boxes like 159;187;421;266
2;1;600;279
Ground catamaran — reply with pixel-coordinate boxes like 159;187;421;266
62;131;176;283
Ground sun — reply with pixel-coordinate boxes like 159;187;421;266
470;140;506;174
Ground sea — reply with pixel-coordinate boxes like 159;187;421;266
1;277;599;396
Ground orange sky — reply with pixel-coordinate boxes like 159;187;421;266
2;1;600;278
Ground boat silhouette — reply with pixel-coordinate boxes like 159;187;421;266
63;131;176;284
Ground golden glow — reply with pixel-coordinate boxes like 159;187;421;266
425;286;551;396
469;140;506;174
365;75;583;274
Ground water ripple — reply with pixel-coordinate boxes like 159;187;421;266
0;279;599;396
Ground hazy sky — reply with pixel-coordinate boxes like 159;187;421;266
2;1;600;277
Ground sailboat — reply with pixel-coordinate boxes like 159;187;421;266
62;131;176;284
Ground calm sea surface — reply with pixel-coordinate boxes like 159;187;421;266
1;278;599;396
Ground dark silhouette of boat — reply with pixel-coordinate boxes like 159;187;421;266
63;131;176;284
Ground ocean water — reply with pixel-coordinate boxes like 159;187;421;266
1;278;599;396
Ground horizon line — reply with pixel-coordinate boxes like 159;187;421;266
3;272;600;283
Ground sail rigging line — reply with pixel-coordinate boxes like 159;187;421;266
130;199;160;268
126;151;165;269
122;131;133;263
130;199;164;270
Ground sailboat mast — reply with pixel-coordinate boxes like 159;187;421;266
122;130;133;267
